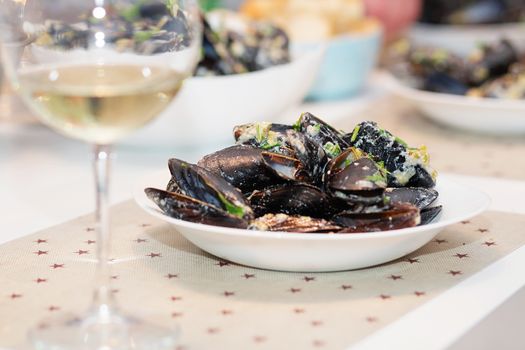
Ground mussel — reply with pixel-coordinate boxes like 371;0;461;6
345;121;437;188
294;112;349;158
248;183;338;218
147;159;254;228
334;202;420;233
325;147;387;205
198;145;309;193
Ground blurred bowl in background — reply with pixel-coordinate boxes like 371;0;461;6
409;23;525;56
294;22;381;101
124;48;324;148
383;72;525;135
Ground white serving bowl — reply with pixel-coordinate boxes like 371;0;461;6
383;73;525;135
409;23;525;56
134;171;490;272
124;49;324;148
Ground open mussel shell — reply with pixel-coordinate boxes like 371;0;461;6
334;202;420;233
198;145;287;193
326;148;387;205
198;145;310;193
261;152;310;183
385;187;438;209
249;213;341;233
248;183;337;218
145;188;249;229
296;112;349;158
168;158;254;221
420;205;443;225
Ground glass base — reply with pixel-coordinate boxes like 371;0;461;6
29;306;179;350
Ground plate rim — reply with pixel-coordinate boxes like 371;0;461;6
384;72;525;110
133;170;490;241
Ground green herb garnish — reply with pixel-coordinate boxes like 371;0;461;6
365;171;387;186
350;125;360;143
394;136;408;147
217;193;245;219
323;142;342;158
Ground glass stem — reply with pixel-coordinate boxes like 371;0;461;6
92;144;115;318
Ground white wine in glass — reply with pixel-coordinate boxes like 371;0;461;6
0;0;202;349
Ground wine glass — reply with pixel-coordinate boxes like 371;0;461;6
0;0;201;349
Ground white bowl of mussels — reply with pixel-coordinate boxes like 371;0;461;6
134;113;490;272
125;10;325;148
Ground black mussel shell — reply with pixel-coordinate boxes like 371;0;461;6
466;40;518;86
284;129;328;185
334;202;420;233
420;205;443;225
346;121;436;188
385;187;438;209
295;112;349;158
326;148;387;205
424;72;469;95
248;183;337;218
168;158;254;221
261;152;310;183
249;213;341;233
198;145;287;193
145;188;249;229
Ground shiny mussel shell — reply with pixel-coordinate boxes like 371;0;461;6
145;188;249;229
334;202;420;233
168;158;254;221
326;148;387;205
248;183;337;218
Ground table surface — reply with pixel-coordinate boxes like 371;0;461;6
1;79;525;350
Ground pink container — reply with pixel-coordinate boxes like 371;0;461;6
364;0;421;40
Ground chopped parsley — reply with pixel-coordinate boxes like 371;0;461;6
323;142;342;158
350;125;360;142
365;171;387;186
217;192;245;219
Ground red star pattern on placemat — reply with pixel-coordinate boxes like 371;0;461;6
2;202;524;350
388;275;403;281
74;250;89;255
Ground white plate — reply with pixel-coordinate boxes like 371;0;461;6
383;73;525;135
133;171;490;272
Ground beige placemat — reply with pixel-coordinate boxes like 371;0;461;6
336;96;525;181
1;201;525;350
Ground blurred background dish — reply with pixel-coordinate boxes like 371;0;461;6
241;0;385;100
411;0;525;55
384;72;525;134
125;48;324;147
